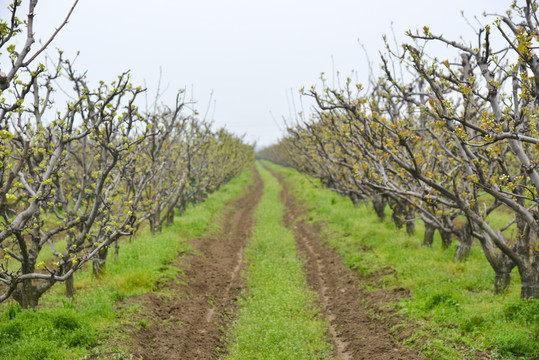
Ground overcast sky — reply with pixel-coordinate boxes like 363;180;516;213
28;0;508;148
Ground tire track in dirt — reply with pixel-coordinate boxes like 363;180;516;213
270;168;422;360
128;168;263;360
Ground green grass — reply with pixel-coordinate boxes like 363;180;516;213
224;163;333;360
0;302;96;360
0;168;254;360
265;161;539;360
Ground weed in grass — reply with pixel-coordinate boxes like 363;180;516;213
83;344;136;360
0;307;97;360
460;315;485;333
501;298;539;324
493;330;539;358
425;293;461;311
0;319;22;341
138;319;148;328
6;301;22;320
52;310;81;331
61;297;75;309
348;254;376;277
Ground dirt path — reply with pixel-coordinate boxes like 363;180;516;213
128;168;263;360
270;168;422;360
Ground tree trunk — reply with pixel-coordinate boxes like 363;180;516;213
453;239;471;261
405;207;416;236
518;232;538;298
372;194;386;221
149;217;156;237
494;272;512;295
178;198;187;217
65;261;75;298
495;251;516;295
440;230;453;249
65;235;75;298
453;224;472;261
13;280;40;309
390;200;405;229
92;246;109;279
423;222;435;246
519;267;539;299
476;233;516;295
114;239;119;262
349;192;361;208
65;274;75;298
166;207;175;227
514;215;536;298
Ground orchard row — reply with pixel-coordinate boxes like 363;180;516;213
0;1;255;308
260;1;539;299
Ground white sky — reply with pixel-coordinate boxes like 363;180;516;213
22;0;509;147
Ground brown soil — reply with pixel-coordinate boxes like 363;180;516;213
124;168;263;360
270;168;422;360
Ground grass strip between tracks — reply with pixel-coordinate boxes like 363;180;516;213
224;163;333;360
0;169;254;360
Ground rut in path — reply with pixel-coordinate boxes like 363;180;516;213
270;168;422;360
128;168;263;360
